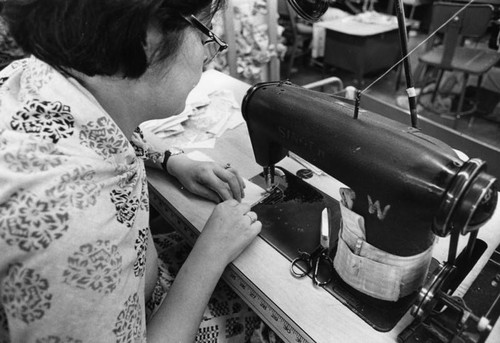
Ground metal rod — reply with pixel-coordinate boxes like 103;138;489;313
394;0;418;128
465;230;478;262
353;89;361;119
448;232;459;265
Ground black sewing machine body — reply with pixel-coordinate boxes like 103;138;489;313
242;81;499;341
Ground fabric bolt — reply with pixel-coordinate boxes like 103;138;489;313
334;204;434;301
0;56;280;343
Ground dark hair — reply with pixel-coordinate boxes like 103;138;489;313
1;0;225;78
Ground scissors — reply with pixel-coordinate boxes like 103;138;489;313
290;207;334;286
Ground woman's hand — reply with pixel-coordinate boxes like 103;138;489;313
197;199;261;265
166;154;246;203
147;199;261;342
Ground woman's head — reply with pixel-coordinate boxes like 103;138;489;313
1;0;225;78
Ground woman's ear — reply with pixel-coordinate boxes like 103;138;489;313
143;25;164;63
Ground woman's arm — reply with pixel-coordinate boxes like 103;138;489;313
146;199;261;342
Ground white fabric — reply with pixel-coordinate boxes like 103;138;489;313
334;205;434;301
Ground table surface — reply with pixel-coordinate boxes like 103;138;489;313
316;14;400;36
311;13;405;59
146;69;500;343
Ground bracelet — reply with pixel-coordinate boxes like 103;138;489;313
161;148;184;172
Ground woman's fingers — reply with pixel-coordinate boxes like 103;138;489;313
190;183;224;203
244;211;258;224
213;166;244;201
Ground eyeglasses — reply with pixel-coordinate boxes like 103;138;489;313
183;14;228;65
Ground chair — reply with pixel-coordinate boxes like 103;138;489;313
278;0;313;79
415;1;500;129
386;0;432;21
402;0;432;20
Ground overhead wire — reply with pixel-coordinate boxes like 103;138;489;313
358;0;477;96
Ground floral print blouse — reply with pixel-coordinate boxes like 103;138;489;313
0;57;161;343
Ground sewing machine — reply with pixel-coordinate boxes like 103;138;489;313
242;81;499;342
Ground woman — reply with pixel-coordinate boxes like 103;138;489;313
0;1;272;342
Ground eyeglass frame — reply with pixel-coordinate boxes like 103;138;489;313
183;14;228;64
